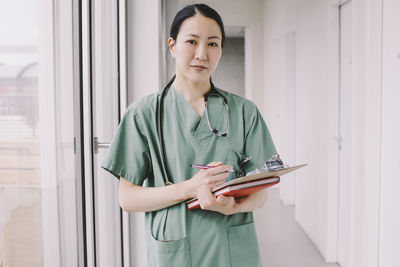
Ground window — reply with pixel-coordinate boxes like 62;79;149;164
0;1;80;266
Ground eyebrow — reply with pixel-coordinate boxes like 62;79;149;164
185;34;221;40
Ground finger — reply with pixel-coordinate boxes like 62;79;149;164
205;179;227;191
209;179;229;190
211;177;227;187
207;161;223;167
205;188;216;200
217;195;234;205
208;171;230;183
197;186;216;208
216;195;228;204
196;168;206;174
206;164;233;175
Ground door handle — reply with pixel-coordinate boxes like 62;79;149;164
93;137;110;153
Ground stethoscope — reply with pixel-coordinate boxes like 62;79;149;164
156;76;229;185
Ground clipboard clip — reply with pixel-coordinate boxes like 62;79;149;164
246;154;288;176
264;154;286;172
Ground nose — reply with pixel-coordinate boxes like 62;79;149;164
195;44;208;61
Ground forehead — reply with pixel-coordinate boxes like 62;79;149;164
178;14;222;38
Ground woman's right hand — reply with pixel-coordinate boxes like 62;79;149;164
184;161;233;199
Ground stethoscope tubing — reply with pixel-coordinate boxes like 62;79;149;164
157;77;229;185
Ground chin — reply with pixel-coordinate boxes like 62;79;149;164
187;73;212;84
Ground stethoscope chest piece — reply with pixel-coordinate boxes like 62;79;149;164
204;98;229;137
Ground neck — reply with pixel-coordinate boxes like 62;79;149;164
172;76;211;103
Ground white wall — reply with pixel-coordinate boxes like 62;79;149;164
348;1;382;266
128;0;161;103
294;1;339;261
127;1;162;266
379;0;400;265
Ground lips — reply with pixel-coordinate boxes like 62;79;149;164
191;65;208;71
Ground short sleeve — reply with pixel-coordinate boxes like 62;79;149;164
101;108;151;185
243;106;277;174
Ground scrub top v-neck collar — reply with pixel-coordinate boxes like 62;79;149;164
169;85;203;135
167;85;225;142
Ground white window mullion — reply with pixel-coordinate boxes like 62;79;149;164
38;0;61;266
81;0;96;266
118;1;131;266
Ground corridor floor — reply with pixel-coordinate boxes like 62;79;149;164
254;188;340;267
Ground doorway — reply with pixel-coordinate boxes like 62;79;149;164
212;33;245;97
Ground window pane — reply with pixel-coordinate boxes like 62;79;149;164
0;1;78;266
0;2;43;266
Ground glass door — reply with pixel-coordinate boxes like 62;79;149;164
81;0;127;266
92;0;123;265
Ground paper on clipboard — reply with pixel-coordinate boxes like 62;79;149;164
211;163;308;192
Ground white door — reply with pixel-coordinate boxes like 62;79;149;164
338;1;352;267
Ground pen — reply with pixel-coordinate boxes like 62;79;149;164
191;164;235;173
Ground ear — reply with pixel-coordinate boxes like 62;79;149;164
168;37;176;58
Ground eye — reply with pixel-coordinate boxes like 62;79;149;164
186;40;197;45
208;42;219;47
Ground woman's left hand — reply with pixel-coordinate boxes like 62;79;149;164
196;185;239;215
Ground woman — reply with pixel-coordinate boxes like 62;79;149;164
102;4;276;267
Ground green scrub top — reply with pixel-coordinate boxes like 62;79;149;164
102;85;276;267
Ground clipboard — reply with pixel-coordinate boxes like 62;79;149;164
212;163;308;192
186;163;308;206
